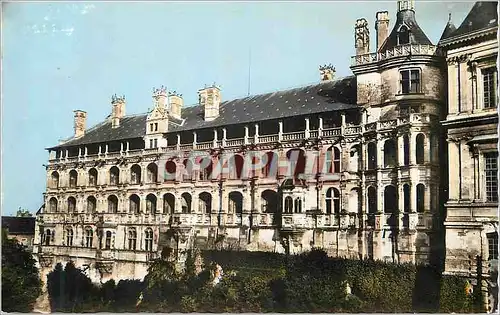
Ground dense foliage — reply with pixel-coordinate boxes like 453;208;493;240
1;229;42;312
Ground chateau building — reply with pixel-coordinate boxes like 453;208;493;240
33;0;497;293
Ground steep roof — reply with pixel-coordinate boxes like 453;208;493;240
379;9;433;52
49;76;358;150
439;15;457;42
440;1;498;43
2;217;36;235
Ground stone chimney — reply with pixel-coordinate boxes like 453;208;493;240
375;11;390;52
111;94;126;128
198;84;221;121
355;18;370;55
319;64;336;81
168;91;183;120
73;110;87;138
152;86;168;109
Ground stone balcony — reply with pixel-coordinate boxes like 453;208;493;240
351;44;441;66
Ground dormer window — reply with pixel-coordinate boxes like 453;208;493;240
400;69;421;94
154;123;158;131
397;25;410;45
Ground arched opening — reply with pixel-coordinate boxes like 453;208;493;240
229;154;245;179
228;191;243;214
69;170;78;188
326;188;340;214
349;188;359;213
325;146;341;173
49;197;58;213
262;151;277;178
163;193;175;214
105;231;112;249
85;227;93;248
403;184;410;212
403;135;410;166
50;171;59;188
67;197;76;213
183;159;193;181
294;197;302;213
349;145;359;172
417;184;425;213
416;134;425;165
128;228;137;250
44;229;52;246
261;190;278;213
87;196;97;213
384;185;398;213
284;196;293;213
66;228;74;246
129;194;140;214
147;163;158;183
181;193;192;213
367;186;377;214
286;149;306;179
146;194;157;214
198;157;213;181
88;168;98;186
398;25;409;45
108;195;118;213
198;192;212;213
109;166;120;185
130;164;142;185
367;142;377;170
384;139;397;167
165;161;177;182
144;228;154;251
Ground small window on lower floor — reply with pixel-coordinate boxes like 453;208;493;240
487;232;498;260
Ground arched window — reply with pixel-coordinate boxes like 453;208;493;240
403;184;410;212
284;196;293;213
294;198;302;213
262;152;277;178
286;149;306;179
66;228;73;246
349;145;360;172
384;139;397;167
183;159;193;181
128;228;137;250
67;197;76;213
416;134;425;165
398;25;409;45
129;194;140;214
198;157;212;181
417;184;425;212
147;163;158;183
144;229;154;251
165;161;177;182
146;194;157;214
384;185;398;213
261;190;278;213
108;195;118;213
109;166;120;185
181;193;192;213
367;142;377;170
49;197;58;213
403;135;410;166
198;192;212;213
163;193;175;214
69;170;78;188
326;188;340;214
349;188;359;213
229;155;245;179
130;165;142;185
228;192;243;214
44;229;52;246
88;168;98;186
325;146;341;173
105;231;112;249
367;186;377;214
50;171;59;188
85;227;93;248
87;196;97;213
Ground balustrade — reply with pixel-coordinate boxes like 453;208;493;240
351;44;439;66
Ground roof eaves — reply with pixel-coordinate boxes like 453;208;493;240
439;26;497;47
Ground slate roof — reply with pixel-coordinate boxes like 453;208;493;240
379;9;433;52
439;1;498;44
439;16;457;42
49;76;358;150
2;217;36;235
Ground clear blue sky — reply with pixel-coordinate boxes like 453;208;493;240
2;1;474;216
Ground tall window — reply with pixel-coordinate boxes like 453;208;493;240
485;152;498;202
128;229;137;250
89;168;98;186
403;184;410;212
129;195;140;214
326;188;340;214
294;198;302;213
130;165;142;185
49;197;58;213
487;232;498;260
384;139;398;167
145;229;154;251
367;143;377;170
400;69;420;94
67;197;76;213
147;163;158;183
51;172;59;188
87;196;97;213
403;135;410;166
85;227;93;248
384;185;398;214
397;25;409;45
105;231;112;249
109;167;120;185
416;184;425;212
69;170;78;188
108;195;118;213
181;193;192;213
262;152;277;178
163;193;175;214
367;187;377;214
199;158;212;181
325;146;341;173
66;228;73;246
146;194;157;214
483;67;498;108
416;134;425;165
261;190;277;213
44;229;53;246
228;192;243;214
198;192;212;213
284;196;293;213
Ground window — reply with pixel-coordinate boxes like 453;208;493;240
150;123;153;132
367;143;377;170
198;192;212;213
397;25;409;45
483;67;498;108
326;188;340;214
294;198;302;213
384;185;397;214
183;159;193;181
284;196;293;213
145;229;154;251
129;194;140;214
416;134;425;165
367;187;377;214
105;231;112;249
416;184;425;212
149;139;154;148
44;229;53;246
66;228;73;246
147;163;158;183
287;149;306;179
109;167;120;185
228;192;243;214
49;197;58;213
403;184;410;212
130;165;141;185
163;193;175;214
128;229;137;250
154;123;158;132
262;152;277;178
229;155;244;179
400;69;420;94
69;170;78;188
89;168;98;186
87;196;97;213
67;197;76;213
261;190;277;213
403;135;410;166
146;194;157;214
485;152;498;202
325;147;341;173
85;227;93;248
165;161;177;181
487;232;498;260
384;139;398;167
199;158;212;181
181;193;192;213
108;195;118;213
153;139;158;148
51;172;59;188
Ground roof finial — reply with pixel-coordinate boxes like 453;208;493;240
448;12;452;23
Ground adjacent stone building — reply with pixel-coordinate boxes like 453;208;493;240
2;216;36;251
33;1;497;301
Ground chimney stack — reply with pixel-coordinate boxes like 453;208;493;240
375;11;390;52
111;94;126;128
152;86;168;109
168;91;183;120
198;84;221;121
73;110;87;138
355;18;370;55
319;64;336;81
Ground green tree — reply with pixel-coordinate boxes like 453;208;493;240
16;207;32;217
1;228;42;312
